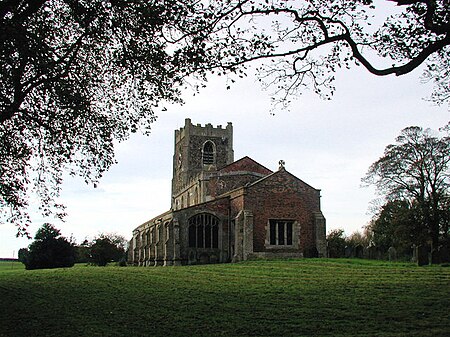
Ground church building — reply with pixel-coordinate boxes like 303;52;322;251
129;118;326;266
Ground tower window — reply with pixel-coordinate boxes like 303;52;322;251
202;141;215;165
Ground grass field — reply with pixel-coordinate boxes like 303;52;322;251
1;259;449;337
0;261;22;272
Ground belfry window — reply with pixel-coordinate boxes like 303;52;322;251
188;213;219;248
269;220;293;246
202;141;215;165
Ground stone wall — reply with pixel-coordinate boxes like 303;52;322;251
174;197;231;265
237;169;323;255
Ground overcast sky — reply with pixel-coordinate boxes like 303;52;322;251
1;38;449;258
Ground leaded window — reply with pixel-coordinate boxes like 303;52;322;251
188;213;219;248
269;220;294;246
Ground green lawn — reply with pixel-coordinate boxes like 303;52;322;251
1;259;449;337
0;261;23;272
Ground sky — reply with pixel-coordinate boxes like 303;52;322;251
1;63;448;258
1;5;449;258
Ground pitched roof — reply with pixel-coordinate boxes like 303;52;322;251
246;167;320;192
219;156;273;175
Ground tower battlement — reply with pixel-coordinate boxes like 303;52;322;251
175;118;233;143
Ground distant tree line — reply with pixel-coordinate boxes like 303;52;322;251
18;224;127;270
326;229;369;259
74;233;127;267
327;124;450;264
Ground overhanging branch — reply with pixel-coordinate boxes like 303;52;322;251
345;33;450;76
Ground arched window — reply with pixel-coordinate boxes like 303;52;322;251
165;222;170;242
159;225;163;242
194;186;199;205
202;141;215;165
188;213;219;249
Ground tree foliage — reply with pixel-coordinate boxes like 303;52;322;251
74;239;90;263
326;228;347;258
0;0;216;235
366;200;424;256
363;124;450;250
17;247;29;264
20;223;75;270
200;0;450;108
88;233;126;266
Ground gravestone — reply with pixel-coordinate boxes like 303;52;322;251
416;245;429;266
344;246;353;258
368;245;377;260
411;244;417;263
388;246;397;261
354;245;364;259
439;244;449;263
431;247;441;264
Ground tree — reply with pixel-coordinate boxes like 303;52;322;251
326;228;346;258
89;233;126;266
17;247;29;264
0;0;218;236
346;230;370;251
21;223;75;270
74;239;90;264
363;125;450;258
366;200;424;258
200;0;449;108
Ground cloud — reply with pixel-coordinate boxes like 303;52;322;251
1;53;448;257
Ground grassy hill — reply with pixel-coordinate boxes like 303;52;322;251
1;259;449;337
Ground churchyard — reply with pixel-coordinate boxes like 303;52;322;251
1;259;449;336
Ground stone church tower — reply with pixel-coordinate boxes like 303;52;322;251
171;118;234;209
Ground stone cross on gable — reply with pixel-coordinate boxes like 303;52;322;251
278;160;285;170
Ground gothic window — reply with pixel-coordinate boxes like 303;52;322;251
165;222;170;242
150;228;154;244
269;220;294;246
156;225;163;243
202;141;215;165
194;187;199;204
159;225;164;243
188;213;219;249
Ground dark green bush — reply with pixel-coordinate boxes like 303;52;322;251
22;223;75;270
